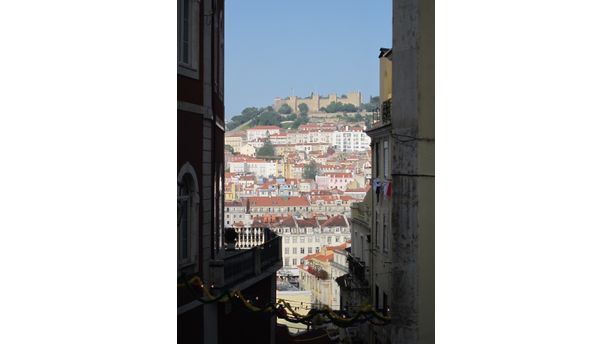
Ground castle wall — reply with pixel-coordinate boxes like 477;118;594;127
273;91;362;113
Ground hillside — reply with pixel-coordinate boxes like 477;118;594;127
226;97;379;131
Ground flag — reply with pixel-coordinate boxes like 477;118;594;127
385;181;392;198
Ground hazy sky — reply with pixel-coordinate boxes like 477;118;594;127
225;0;392;119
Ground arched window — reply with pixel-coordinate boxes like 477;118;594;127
178;163;199;268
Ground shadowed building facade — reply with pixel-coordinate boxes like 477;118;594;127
178;1;281;343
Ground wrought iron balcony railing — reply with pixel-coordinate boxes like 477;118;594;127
371;98;392;129
347;254;367;285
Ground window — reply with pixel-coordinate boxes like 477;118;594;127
284;237;290;243
375;142;380;177
383;214;389;252
300;247;305;254
335;236;340;242
178;194;190;260
383;292;389;315
383;140;389;179
360;235;365;259
177;0;200;78
292;237;297;243
285;247;289;254
316;247;320;253
293;247;297;254
300;236;305;243
284;258;289;266
308;247;312;254
375;211;379;248
178;163;199;267
292;258;297;266
327;237;332;244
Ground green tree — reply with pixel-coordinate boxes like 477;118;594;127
298;103;309;115
278;104;292;114
320;101;357;113
302;160;320;180
342;104;357;112
254;112;282;126
257;140;275;157
241;107;260;118
360;96;380;112
291;114;310;129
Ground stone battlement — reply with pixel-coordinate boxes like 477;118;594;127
273;91;362;113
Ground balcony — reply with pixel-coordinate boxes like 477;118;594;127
371;98;392;129
347;254;368;285
211;227;282;289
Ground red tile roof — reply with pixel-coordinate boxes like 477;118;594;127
324;173;352;178
296;218;320;228
224;200;245;207
248;196;310;207
247;125;281;130
321;215;348;228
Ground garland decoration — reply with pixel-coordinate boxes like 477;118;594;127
178;275;391;327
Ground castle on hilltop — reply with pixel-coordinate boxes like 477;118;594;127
273;91;362;113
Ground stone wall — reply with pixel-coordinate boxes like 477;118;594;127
273;91;362;113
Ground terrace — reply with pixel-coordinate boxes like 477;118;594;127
211;227;282;289
371;98;392;129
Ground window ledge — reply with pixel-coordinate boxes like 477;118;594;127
178;64;199;80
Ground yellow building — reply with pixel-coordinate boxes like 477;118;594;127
276;290;312;334
379;48;393;102
224;132;245;152
272;144;293;156
224;182;237;202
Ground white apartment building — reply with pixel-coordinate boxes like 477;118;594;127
332;127;371;152
224;200;252;227
269;133;288;145
227;157;277;178
246;125;281;142
309;195;355;217
270;215;352;272
247;196;311;218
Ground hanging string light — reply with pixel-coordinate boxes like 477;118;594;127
178;274;391;327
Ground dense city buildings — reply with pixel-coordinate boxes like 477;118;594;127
179;0;433;342
222;93;375;332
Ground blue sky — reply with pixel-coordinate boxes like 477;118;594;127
225;0;392;119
